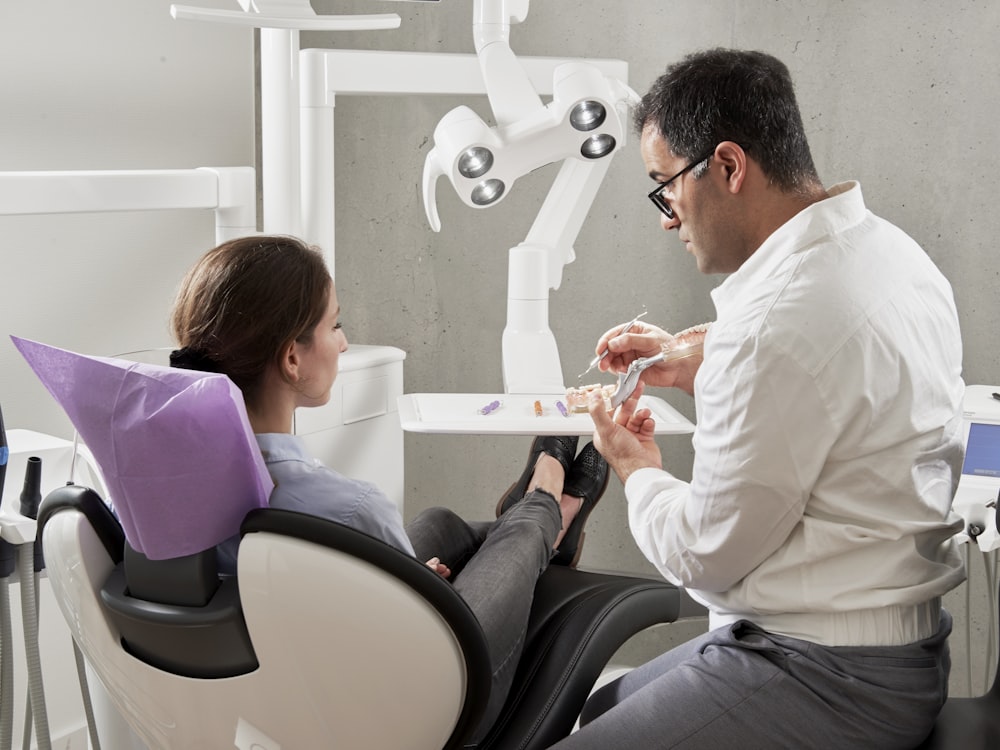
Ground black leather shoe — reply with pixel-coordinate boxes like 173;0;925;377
552;442;609;567
495;435;579;518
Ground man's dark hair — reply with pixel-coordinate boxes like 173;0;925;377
633;48;821;195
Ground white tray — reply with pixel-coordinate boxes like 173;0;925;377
398;393;695;436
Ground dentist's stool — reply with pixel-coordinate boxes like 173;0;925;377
38;485;681;749
915;577;1000;748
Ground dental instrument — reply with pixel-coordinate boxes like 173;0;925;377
577;311;648;379
609;323;710;408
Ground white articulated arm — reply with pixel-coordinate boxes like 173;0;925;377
421;1;637;392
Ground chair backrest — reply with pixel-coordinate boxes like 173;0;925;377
38;485;492;750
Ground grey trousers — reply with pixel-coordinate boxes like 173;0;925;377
405;492;561;740
549;611;953;750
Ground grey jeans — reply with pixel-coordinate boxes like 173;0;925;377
549;611;953;749
405;491;561;740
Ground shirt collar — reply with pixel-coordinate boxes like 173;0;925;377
255;432;311;463
711;181;866;315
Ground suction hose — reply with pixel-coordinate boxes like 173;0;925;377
18;458;49;750
0;542;14;750
0;404;13;750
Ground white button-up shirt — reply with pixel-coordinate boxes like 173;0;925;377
626;182;966;646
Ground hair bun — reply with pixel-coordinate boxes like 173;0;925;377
170;347;221;373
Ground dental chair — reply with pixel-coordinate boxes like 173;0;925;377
19;337;683;749
38;481;680;749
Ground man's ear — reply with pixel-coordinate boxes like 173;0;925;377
716;140;747;194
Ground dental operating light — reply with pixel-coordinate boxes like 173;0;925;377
420;0;638;395
422;61;634;231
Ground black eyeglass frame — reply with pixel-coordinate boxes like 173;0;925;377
647;147;718;220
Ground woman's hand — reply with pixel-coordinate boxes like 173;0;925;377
426;557;451;579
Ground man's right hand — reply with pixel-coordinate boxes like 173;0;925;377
596;321;702;396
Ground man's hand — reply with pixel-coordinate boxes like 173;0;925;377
596;320;670;374
589;381;662;484
596;321;702;396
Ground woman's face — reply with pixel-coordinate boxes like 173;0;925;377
293;284;348;408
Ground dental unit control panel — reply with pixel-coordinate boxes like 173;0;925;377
953;385;1000;550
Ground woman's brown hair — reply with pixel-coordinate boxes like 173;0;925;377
170;235;331;406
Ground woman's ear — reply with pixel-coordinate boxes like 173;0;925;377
279;340;301;383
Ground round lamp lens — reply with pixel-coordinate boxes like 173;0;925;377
569;100;607;132
471;179;505;206
458;147;494;178
581;134;616;159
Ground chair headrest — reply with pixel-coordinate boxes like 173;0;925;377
12;336;272;560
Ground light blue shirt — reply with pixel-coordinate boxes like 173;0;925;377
216;432;414;574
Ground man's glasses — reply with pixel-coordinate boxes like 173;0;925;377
647;147;717;220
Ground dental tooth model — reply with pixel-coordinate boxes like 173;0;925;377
660;322;711;361
565;383;616;413
566;323;712;413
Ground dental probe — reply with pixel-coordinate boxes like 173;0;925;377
577;311;648;379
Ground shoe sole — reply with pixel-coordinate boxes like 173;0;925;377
495;442;543;518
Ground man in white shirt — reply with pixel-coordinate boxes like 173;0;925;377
552;48;966;749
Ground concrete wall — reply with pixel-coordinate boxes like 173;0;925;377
306;0;1000;696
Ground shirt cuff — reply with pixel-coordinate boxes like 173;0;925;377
623;466;686;501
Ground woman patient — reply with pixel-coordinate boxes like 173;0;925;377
167;234;609;737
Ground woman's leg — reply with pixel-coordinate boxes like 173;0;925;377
452;488;563;738
405;506;489;578
406;446;571;570
407;444;593;739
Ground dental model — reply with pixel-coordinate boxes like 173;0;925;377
661;322;711;360
565;383;616;413
567;323;713;412
608;322;712;408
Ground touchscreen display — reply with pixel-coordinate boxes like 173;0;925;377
962;422;1000;478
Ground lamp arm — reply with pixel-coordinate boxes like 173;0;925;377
473;0;540;127
501;154;614;394
524;157;612;292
